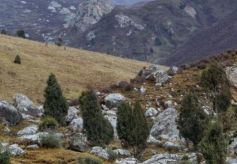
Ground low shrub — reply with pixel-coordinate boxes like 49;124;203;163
39;116;58;131
14;55;21;64
39;133;60;148
0;144;10;164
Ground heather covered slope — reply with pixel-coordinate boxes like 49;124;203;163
0;34;155;102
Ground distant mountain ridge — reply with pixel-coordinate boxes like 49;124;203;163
1;0;237;66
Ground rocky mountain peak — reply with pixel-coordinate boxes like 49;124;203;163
70;0;114;32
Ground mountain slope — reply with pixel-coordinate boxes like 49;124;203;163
0;34;156;102
73;0;237;65
167;11;237;65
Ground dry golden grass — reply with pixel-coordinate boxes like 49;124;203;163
11;148;111;164
0;35;166;102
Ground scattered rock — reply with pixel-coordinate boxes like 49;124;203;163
168;66;179;76
9;144;25;156
116;157;138;164
145;107;158;117
69;117;83;132
150;108;185;150
69;133;89;152
105;93;125;108
13;94;42;117
17;125;38;136
90;146;109;160
113;149;131;157
138;65;169;86
142;153;197;164
0;101;22;125
26;144;39;149
66;106;80;123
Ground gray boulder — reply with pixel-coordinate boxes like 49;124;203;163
0;101;22;125
145;107;158;117
113;149;131;157
105;93;125;108
13;94;42;117
69;117;83;132
150;108;185;150
69;133;89;152
104;110;118;138
90;146;109;160
142;153;197;164
228;137;237;155
66;106;80;123
9;144;25;156
17;125;38;137
116;157;138;164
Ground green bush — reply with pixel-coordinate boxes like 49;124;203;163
39;133;61;148
14;55;21;64
43;73;68;125
117;102;149;155
39;116;58;131
78;157;102;164
178;93;208;146
79;90;113;146
0;144;10;164
198;121;227;164
16;30;26;38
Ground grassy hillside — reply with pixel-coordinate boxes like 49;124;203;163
0;35;161;102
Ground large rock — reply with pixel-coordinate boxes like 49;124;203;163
13;94;43;117
116;157;138;164
17;125;38;136
150;108;185;150
104;110;118;138
69;133;89;152
105;93;125;108
20;132;63;144
113;149;131;157
145;107;158;117
138;65;169;86
227;157;237;164
0;101;22;125
69;117;83;132
142;153;197;164
66;107;80;123
228;137;237;155
9;144;25;156
13;94;33;111
90;146;109;160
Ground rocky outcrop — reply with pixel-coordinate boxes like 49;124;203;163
104;93;125;108
103;110;118;138
142;153;197;164
113;149;131;157
66;107;80;123
150;108;185;150
0;101;22;125
145;107;158;117
17;125;38;137
9;144;25;156
116;157;138;164
90;146;109;160
69;133;89;152
71;0;113;32
69;117;83;132
137;65;169;86
13;94;43;117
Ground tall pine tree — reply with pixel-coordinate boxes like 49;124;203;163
117;101;149;155
79;90;113;146
43;73;68;125
178;93;208;146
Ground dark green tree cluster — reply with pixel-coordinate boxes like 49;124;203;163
16;30;26;38
14;55;21;64
79;90;113;146
178;93;208;146
117;102;149;155
198;121;227;164
43;73;68;125
200;63;231;113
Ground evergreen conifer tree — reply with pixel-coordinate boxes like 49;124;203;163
79;90;113;146
43;73;68;125
198;121;227;164
178;93;208;146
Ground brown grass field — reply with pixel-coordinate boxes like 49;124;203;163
0;35;167;103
